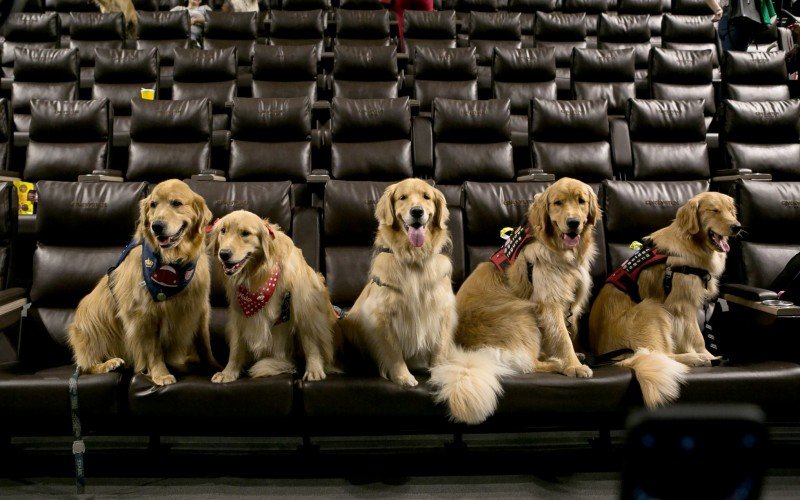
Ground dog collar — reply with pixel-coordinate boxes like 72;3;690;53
108;241;198;302
490;221;535;272
237;265;281;317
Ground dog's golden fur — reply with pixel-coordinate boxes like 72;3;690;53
68;179;216;386
208;210;337;382
94;0;138;39
589;191;741;407
338;178;456;387
430;178;600;425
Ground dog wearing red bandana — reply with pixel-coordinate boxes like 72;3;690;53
207;210;338;382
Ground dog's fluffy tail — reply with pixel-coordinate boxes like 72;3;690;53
429;346;522;425
617;348;689;408
248;358;296;378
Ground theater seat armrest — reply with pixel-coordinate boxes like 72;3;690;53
313;100;331;127
0;288;28;332
397;52;409;74
12;132;29;148
409;99;420;117
0;170;21;181
0;78;12;91
78;170;124;182
307;169;330;184
721;284;779;302
292;206;321;271
722;292;800;317
191;169;226;181
517;169;555;182
609;118;631;178
412;115;433;172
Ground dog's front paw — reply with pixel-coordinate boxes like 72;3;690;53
101;358;125;372
211;371;239;384
564;364;593;378
151;373;177;386
303;369;327;382
684;353;713;367
390;370;418;387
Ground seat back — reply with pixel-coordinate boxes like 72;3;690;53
0;182;15;290
1;13;60;73
229;97;312;182
492;46;556;135
47;0;99;32
403;10;457;64
135;11;191;66
68;12;125;67
203;12;258;66
661;14;720;69
330;97;413;180
281;0;331;10
533;12;587;70
128;98;212;181
433;97;513;183
173;47;238;117
252;44;318;101
617;0;662;42
507;0;557;45
530;98;614;181
413;47;478;112
571;48;636;116
597;14;651;71
734;180;800;288
468;12;522;66
335;9;391;46
332;45;400;99
562;0;608;38
722;51;790;102
12;48;79;132
602;178;709;268
92;48;160;118
0;99;9;171
722;99;800;181
628;98;709;180
339;0;384;8
25;99;111;181
671;0;714;14
268;9;326;55
24;181;146;366
649;47;714;116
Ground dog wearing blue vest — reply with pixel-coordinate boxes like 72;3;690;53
589;191;742;408
68;179;217;386
207;210;338;382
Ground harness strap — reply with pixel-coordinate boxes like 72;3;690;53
69;366;86;494
664;265;712;296
371;275;402;292
581;348;635;368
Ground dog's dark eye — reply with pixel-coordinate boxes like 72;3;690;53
149;201;157;208
578;197;586;204
711;209;720;213
553;200;563;206
423;194;431;200
170;200;183;208
241;231;250;237
220;228;226;235
399;195;407;201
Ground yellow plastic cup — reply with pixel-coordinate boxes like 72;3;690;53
140;88;155;100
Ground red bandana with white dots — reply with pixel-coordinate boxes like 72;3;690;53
236;265;280;318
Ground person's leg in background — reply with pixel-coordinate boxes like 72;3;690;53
393;0;432;52
719;13;760;51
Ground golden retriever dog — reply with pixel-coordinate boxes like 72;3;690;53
69;179;216;386
338;178;456;388
208;210;337;383
94;0;138;39
430;177;600;425
589;191;741;408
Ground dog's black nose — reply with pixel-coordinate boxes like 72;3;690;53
151;221;166;235
410;207;424;219
219;249;233;262
730;223;742;235
567;218;580;230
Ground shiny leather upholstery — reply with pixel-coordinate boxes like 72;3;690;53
649;47;715;117
0;100;9;171
92;48;159;135
330;97;413;179
268;10;326;56
468;12;522;66
571;48;636;116
173;47;238;131
281;0;330;9
433;97;513;183
68;13;125;68
334;9;391;47
597;14;651;74
618;0;662;43
533;12;587;89
403;10;457;64
229;97;313;182
1;13;60;79
12;48;79;133
722;51;790;102
530;99;614;181
722;99;800;180
492;47;556;139
507;0;557;45
562;0;608;38
661;14;720;70
203;12;258;67
332;45;400;99
127;98;212;181
135;11;192;66
252;44;318;101
25;99;111;181
413;47;478;112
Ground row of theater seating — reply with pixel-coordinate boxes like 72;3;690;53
1;95;799;185
1;172;799;437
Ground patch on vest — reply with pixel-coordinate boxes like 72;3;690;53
605;244;668;302
490;223;534;271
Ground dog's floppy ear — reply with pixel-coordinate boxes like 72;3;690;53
586;186;601;226
431;187;449;230
528;191;551;235
260;218;276;259
675;197;701;236
135;193;151;243
205;217;221;255
376;183;397;227
191;192;213;237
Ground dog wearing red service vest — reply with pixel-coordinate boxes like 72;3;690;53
589;191;742;408
208;210;337;382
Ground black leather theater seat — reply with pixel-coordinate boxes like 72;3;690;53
252;45;319;101
1;13;60;81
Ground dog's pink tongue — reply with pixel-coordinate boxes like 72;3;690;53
720;237;730;253
563;234;580;248
408;226;425;248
